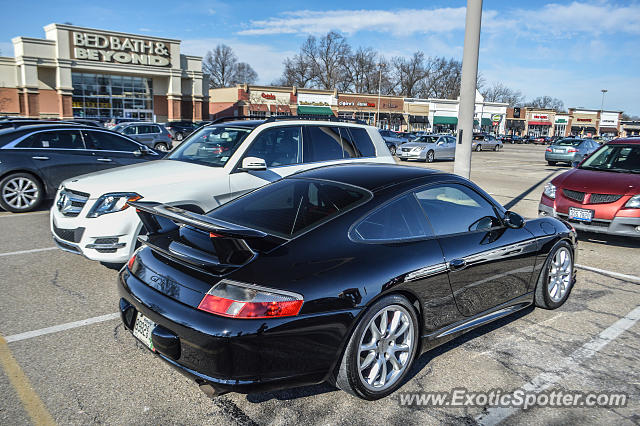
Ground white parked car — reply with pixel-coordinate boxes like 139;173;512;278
50;118;395;264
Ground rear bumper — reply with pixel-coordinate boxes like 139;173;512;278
117;268;359;395
544;153;577;162
538;203;640;237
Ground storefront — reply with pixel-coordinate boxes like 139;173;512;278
554;115;569;138
526;109;555;137
336;94;404;130
0;23;208;122
621;121;640;137
599;111;621;136
506;107;525;135
569;109;599;137
404;99;430;131
296;92;336;116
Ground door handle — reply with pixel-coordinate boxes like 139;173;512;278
448;259;467;271
96;158;113;162
32;156;49;160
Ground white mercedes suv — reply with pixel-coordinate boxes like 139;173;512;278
50;117;395;264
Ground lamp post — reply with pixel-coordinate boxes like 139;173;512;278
376;62;385;128
600;89;608;136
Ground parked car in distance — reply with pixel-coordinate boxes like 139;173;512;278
0;124;158;212
378;129;407;155
119;163;577;400
51;118;395;263
545;138;600;166
472;134;503;151
104;118;138;129
398;134;456;162
164;121;200;141
112;122;173;152
539;137;640;237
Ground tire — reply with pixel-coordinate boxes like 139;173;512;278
0;172;44;213
475;144;482;152
547;161;557;166
175;132;184;141
426;150;435;163
336;294;419;400
493;144;499;151
154;142;169;152
388;145;396;156
399;158;407;161
534;241;574;310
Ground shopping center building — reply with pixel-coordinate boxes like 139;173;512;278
209;85;508;133
0;23;208;122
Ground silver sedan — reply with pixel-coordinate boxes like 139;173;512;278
397;135;456;162
471;134;503;151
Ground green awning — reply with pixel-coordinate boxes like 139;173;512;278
556;118;567;123
481;118;493;126
433;116;458;125
296;105;334;116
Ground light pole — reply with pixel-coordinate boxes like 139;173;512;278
376;63;384;128
454;0;483;179
600;89;608;112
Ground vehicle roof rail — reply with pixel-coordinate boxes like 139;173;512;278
207;115;266;125
264;115;367;125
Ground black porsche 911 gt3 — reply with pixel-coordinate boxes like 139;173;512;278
118;163;577;400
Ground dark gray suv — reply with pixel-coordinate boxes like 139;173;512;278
113;122;173;151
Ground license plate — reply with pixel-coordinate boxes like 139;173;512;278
568;207;594;222
554;149;563;153
132;312;156;351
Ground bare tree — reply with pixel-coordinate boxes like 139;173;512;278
275;54;315;87
481;82;525;106
204;45;236;88
342;47;378;93
232;62;258;85
391;52;427;98
420;57;462;99
308;32;351;90
526;96;565;111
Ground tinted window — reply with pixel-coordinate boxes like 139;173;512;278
121;126;136;135
82;130;140;152
306;126;345;162
349;128;376;157
166;125;253;167
243;126;302;167
556;139;582;146
353;195;429;241
210;179;368;238
415;184;500;235
580;144;640;173
138;125;159;134
333;127;358;158
17;130;84;149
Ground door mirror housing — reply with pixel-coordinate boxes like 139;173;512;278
133;146;152;156
504;211;525;229
240;156;267;171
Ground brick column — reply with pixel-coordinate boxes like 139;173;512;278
58;91;73;119
192;97;203;121
20;88;39;118
167;95;182;121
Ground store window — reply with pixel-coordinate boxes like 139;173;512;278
72;72;154;122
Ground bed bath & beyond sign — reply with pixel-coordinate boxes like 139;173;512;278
71;32;171;67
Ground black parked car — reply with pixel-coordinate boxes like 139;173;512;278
0;124;159;212
118;163;577;400
164;121;200;141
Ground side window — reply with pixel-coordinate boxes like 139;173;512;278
415;184;500;236
243;126;302;167
447;137;456;144
18;130;84;149
149;125;161;134
349;127;376;157
82;130;141;152
353;195;430;241
122;126;137;135
305;126;345;162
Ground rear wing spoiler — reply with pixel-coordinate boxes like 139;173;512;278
128;201;267;239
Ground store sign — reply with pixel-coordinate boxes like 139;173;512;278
71;31;171;67
261;93;276;100
600;112;619;127
532;114;549;120
298;93;336;106
249;91;289;104
339;101;376;107
491;114;502;123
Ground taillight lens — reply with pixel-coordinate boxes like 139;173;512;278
127;252;137;270
546;147;552;152
567;148;578;153
197;280;303;319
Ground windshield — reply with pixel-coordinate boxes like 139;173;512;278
579;144;640;173
166;125;254;167
555;139;582;146
112;124;126;133
414;136;439;144
209;178;370;238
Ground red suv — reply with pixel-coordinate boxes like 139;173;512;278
538;138;640;237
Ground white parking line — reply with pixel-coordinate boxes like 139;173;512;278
475;304;640;425
0;211;49;218
0;247;57;257
5;313;119;343
576;264;640;284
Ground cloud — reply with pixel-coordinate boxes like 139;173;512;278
207;8;216;16
181;38;295;84
237;8;479;36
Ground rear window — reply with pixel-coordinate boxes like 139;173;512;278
555;139;582;146
209;178;370;238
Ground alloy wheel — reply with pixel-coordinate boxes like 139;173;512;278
357;305;415;391
427;151;434;162
2;177;39;210
547;247;572;302
155;143;169;152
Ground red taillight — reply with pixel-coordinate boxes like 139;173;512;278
567;148;578;153
197;281;303;319
127;252;137;270
546;147;552;152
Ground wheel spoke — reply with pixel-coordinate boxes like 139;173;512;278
379;311;388;336
379;359;387;386
388;311;401;335
393;343;410;353
369;321;381;340
361;340;377;352
393;321;409;339
387;351;402;370
367;358;382;384
360;351;376;370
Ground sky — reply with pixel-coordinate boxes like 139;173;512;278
1;0;638;115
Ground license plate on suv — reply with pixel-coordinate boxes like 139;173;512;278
133;312;156;351
568;207;594;222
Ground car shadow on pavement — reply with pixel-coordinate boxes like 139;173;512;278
244;306;536;403
503;171;559;210
577;231;640;249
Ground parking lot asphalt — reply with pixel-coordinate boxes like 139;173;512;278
0;144;638;425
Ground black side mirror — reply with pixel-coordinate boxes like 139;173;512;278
504;211;525;229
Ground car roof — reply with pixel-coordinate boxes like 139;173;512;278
207;120;265;128
608;137;640;145
287;163;444;191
